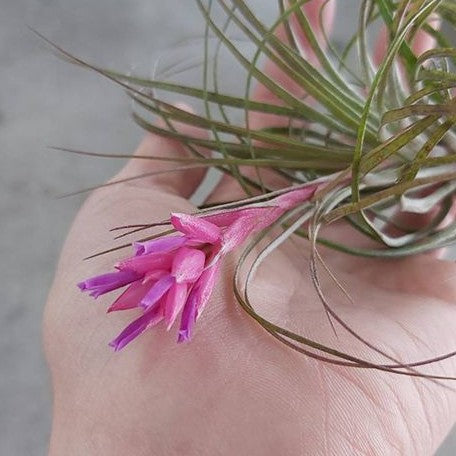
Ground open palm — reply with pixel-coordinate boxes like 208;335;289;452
44;1;456;454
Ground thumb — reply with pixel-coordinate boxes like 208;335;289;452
115;102;210;198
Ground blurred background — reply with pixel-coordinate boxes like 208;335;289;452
1;0;455;454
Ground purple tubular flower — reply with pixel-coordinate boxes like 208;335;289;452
77;270;142;298
133;235;187;256
177;291;198;343
109;305;164;351
140;275;175;310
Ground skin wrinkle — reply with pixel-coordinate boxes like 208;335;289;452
383;378;418;455
319;359;427;454
329;424;376;456
387;331;456;449
304;287;404;363
313;261;456;365
389;296;456;375
316;361;331;456
414;378;438;455
380;311;456;380
346;256;456;303
229;342;322;453
310;290;437;376
211;359;299;454
323;372;380;452
379;382;409;455
322;363;388;412
395;319;435;360
410;361;456;455
381;338;449;456
53;388;126;455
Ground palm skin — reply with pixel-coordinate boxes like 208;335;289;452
44;138;456;455
44;2;456;454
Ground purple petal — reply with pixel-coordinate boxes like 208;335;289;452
140;274;174;310
109;306;164;351
164;282;188;330
77;270;142;299
133;235;187;256
171;213;221;243
171;247;206;284
177;293;198;343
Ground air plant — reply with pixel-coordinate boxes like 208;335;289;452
42;0;456;379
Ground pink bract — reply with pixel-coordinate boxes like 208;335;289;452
78;184;316;350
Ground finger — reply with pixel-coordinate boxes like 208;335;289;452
205;1;336;204
116;103;209;198
250;0;336;130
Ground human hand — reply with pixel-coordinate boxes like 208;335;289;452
44;2;456;455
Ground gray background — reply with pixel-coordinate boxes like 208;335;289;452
1;0;455;454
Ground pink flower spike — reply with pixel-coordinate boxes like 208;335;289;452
109;305;164;351
77;270;142;299
171;247;206;284
140;275;174;310
133;235;187;256
79;183;320;349
107;279;152;313
171;213;221;243
164;282;188;330
274;185;317;210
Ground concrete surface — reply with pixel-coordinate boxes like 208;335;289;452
1;0;455;454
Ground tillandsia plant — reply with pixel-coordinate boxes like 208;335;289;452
42;0;456;379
